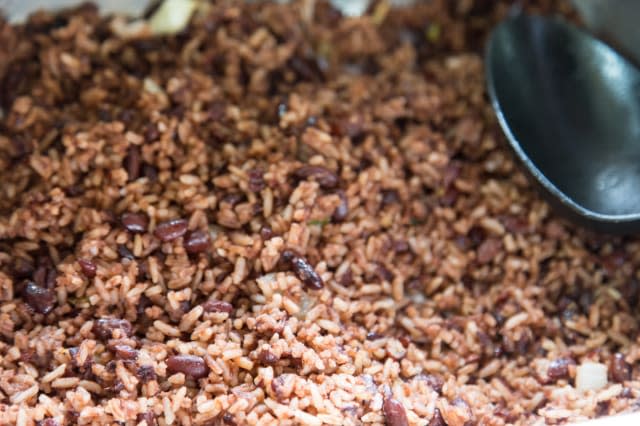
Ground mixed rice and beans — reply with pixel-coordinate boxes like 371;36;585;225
0;0;639;425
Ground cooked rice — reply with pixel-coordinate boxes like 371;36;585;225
0;0;637;425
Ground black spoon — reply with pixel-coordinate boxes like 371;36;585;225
486;14;640;233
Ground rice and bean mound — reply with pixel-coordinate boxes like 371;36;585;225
0;1;639;425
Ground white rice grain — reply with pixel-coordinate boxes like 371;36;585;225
41;364;67;384
11;385;38;404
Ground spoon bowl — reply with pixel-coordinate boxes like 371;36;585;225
486;15;640;233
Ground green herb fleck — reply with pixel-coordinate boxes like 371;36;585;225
410;217;427;226
309;218;330;227
426;23;441;43
69;296;90;308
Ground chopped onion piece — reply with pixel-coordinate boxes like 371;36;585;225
576;362;608;392
295;292;316;320
149;0;197;35
144;78;164;95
